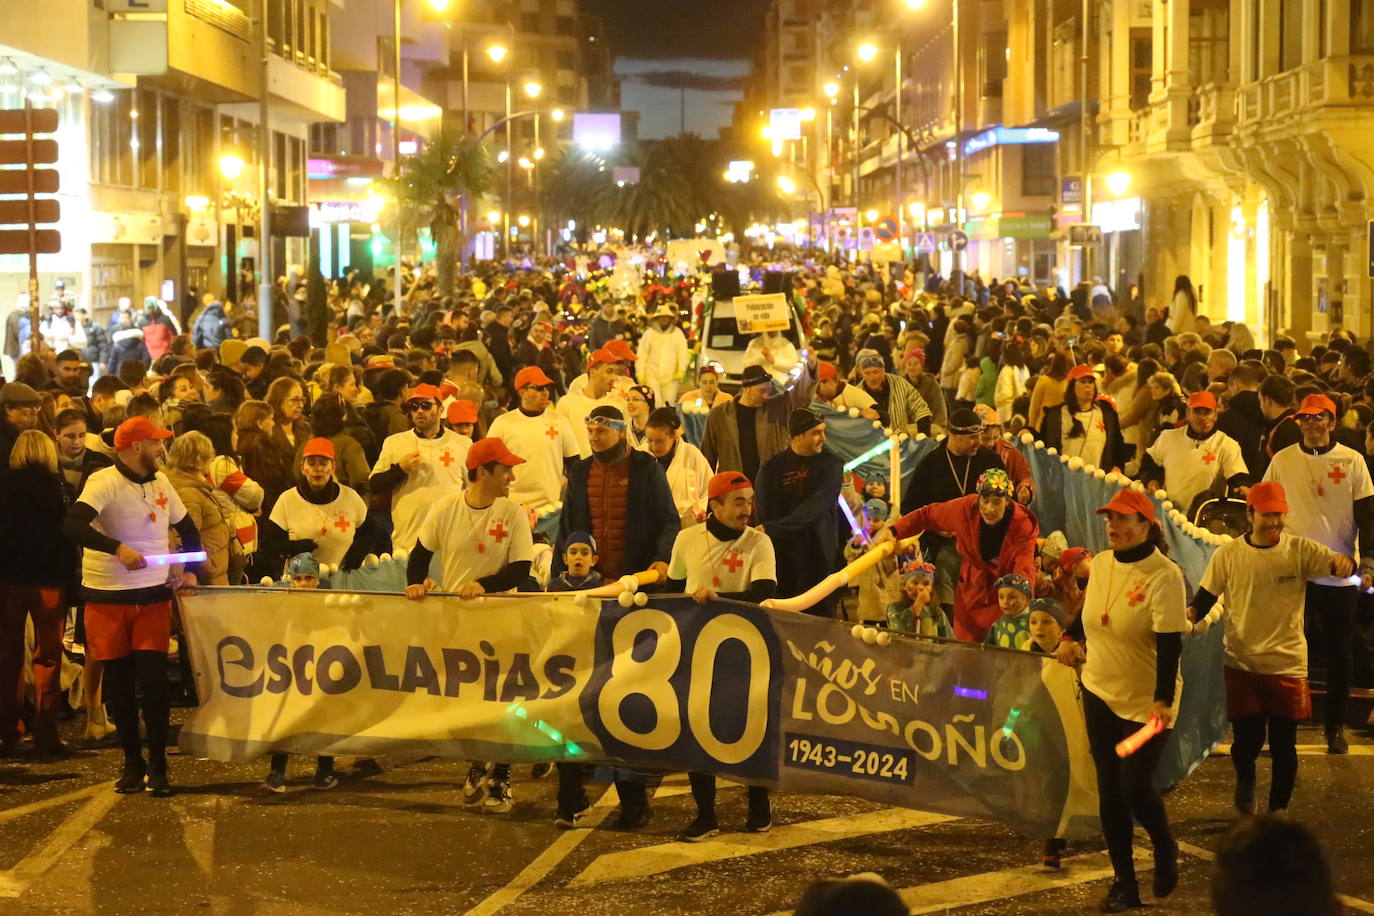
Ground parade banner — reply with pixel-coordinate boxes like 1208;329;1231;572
179;589;1098;839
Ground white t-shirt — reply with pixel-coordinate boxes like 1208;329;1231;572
1080;548;1188;723
1146;426;1246;513
417;492;535;591
646;441;714;528
1200;533;1333;677
1263;442;1374;586
77;465;188;591
567;373;633;399
1063;406;1107;466
486;407;584;509
268;485;368;567
372;429;472;552
554;390;631;455
668;523;777;594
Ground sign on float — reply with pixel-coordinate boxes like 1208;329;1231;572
732;293;792;334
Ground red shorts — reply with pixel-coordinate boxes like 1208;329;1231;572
84;600;173;660
1224;665;1311;721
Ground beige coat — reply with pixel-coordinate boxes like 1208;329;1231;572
166;466;232;586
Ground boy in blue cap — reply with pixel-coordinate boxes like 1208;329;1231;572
263;553;338;792
550;531;602;592
984;572;1034;650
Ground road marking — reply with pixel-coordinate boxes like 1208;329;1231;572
0;781;108;825
1176;840;1374;914
461;785;619;916
0;782;120;898
1213;743;1374;757
569;808;960;887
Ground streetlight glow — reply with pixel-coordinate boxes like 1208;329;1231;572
800;107;816;121
971;191;991;210
517;215;531;227
518;156;533;169
486;210;501;224
858;43;879;63
523;81;542;99
777;176;796;195
865;208;879;222
219;154;245;180
904;0;927;7
824;81;840;98
486;44;508;63
1105;171;1132;196
551;108;565;121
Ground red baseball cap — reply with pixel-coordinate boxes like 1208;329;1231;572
113;416;173;451
1059;547;1094;572
465;437;526;470
1096;487;1157;524
1246;480;1289;514
302;437;335;460
407;383;444;403
438;381;460;400
586;348;618;368
605;339;638;361
1067;364;1095;383
817;361;839;382
1295;393;1338;418
514;365;555;389
447;399;478;425
707;470;754;501
1187;391;1217;411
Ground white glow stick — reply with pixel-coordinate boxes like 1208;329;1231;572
145;551;207;566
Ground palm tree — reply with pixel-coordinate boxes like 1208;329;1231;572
390;126;493;295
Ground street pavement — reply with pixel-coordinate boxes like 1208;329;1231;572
2;713;1372;916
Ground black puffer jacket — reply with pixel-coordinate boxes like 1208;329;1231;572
0;465;76;589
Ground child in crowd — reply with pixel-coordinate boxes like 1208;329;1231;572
862;476;889;504
885;562;952;638
1035;531;1068;595
1050;546;1092;623
549;531;602;592
263;553;339;792
985;572;1033;650
1027;596;1069;655
844;500;902;623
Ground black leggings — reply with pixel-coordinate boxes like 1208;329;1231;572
1082;689;1173;883
1230;714;1299;811
102;651;170;767
1305;583;1357;726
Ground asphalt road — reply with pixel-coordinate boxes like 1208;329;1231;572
2;714;1372;916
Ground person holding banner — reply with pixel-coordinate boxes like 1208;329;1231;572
1188;481;1354;815
404;437;534;816
879;469;1037;642
664;469;777;839
1055;487;1185;912
263;438;368;570
62;416;203;797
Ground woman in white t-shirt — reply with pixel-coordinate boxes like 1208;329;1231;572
1057;487;1186;913
641;407;712;528
263;438;367;571
1040;364;1129;471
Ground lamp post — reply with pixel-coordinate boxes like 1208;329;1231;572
257;10;272;340
524;80;542;257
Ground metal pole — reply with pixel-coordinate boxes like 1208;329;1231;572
461;42;469;132
257;4;272;341
533;112;540;257
504;80;512;260
894;45;905;258
392;0;403;316
952;0;964;295
1080;0;1093;284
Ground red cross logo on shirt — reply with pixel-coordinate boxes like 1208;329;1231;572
545;424;560;440
1127;585;1147;607
333;513;352;532
154;491;168;510
1201;451;1216;465
1328;463;1348;486
722;550;744;573
489;522;509;543
439;449;455;467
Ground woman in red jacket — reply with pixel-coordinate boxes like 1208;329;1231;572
875;469;1039;642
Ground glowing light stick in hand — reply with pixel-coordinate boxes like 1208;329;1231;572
838;495;869;544
1114;715;1165;758
145;551;207;566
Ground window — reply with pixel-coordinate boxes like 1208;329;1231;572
1356;0;1374;52
555;15;574;35
137;88;159;189
1129;31;1152;109
522;12;541;32
1021;143;1056;197
161;96;180;193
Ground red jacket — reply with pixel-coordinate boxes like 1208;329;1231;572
891;494;1039;641
993;439;1035;502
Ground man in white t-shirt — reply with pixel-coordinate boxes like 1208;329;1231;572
1189;481;1354;814
265;438;368;568
566;337;636;399
62;417;202;797
487;365;583;509
1261;392;1374;754
1141;390;1249;515
811;361;878;419
369;382;472;552
665;470;777;842
404;437;535;816
556;348;631;455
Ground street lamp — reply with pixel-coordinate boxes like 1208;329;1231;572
858;43;879;64
218;154;244;180
523;80;542;99
486;44;507;63
1105;171;1131;197
971;190;991;210
823;81;839;99
777;176;797;195
551;108;565;121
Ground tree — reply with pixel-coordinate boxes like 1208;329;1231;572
390;126;493;295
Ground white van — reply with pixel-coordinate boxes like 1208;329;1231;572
697;293;809;391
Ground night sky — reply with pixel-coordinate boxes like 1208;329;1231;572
582;0;769;139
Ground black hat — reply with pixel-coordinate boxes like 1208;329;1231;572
239;345;269;366
789;407;824;437
740;365;773;388
646;406;681;430
947;407;983;435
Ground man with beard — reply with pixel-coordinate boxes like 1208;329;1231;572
901;408;1006;514
0;382;41;467
1141;391;1249;516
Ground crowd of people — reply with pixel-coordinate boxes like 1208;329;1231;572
0;259;1369;913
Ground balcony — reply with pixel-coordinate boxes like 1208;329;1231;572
1189;83;1234;150
1235;56;1374;131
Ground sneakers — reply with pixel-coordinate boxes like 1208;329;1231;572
1234;779;1256;815
483;775;513;813
115;759;146;794
145;760;173;798
461;763;490;805
681;814;720;842
1152;840;1179;899
312;768;340;790
530;762;553;779
614;805;651;830
263;770;287;793
1326;724;1349;755
1042;836;1067;869
745;797;772;833
554;800;590;828
1098;880;1143;912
